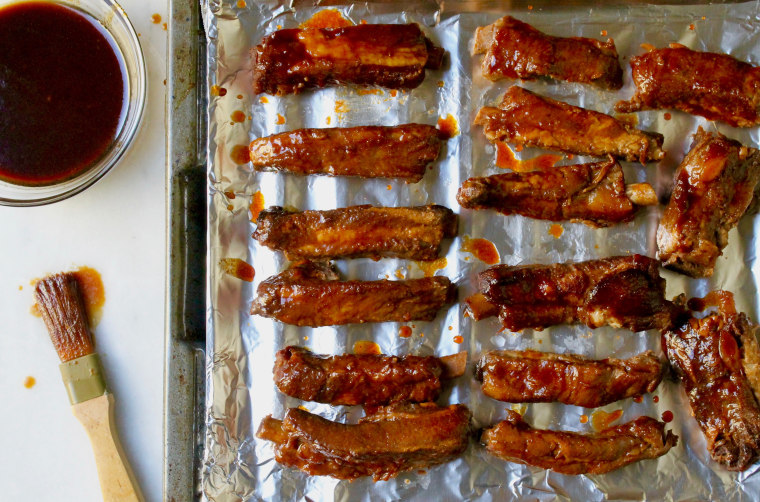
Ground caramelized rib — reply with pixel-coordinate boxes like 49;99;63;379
251;261;456;326
482;410;677;475
252;24;444;95
474;86;665;164
273;346;466;406
616;47;760;127
473;16;622;89
257;404;471;480
476;350;664;408
249;124;443;182
254;205;457;261
664;308;760;471
474;255;685;332
34;273;94;362
657;128;760;278
457;157;655;227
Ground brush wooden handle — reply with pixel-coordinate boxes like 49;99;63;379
71;394;144;502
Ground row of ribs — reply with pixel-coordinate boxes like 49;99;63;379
263;345;473;480
262;344;675;479
251;17;760;129
262;296;760;478
275;345;663;410
474;16;760;127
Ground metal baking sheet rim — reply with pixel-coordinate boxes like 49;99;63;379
188;1;760;501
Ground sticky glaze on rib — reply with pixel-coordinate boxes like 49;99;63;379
251;261;456;326
616;47;760;127
248;124;443;182
457;157;657;227
475;87;664;164
470;255;685;333
252;23;444;95
476;349;664;408
473;16;623;89
274;346;466;406
657;128;760;278
664;308;760;471
257;404;471;480
482;410;677;475
254;205;457;261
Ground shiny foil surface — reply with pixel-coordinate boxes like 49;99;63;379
200;1;760;500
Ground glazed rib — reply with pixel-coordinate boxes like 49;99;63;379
657;128;760;278
257;404;471;480
248;124;443;182
470;254;685;332
474;86;665;164
476;350;664;408
473;16;622;89
254;205;457;261
482;410;677;475
251;261;456;326
273;346;467;406
252;23;444;95
457;157;657;227
615;46;760;127
664;307;760;471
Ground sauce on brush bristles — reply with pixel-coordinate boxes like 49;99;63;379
34;273;94;362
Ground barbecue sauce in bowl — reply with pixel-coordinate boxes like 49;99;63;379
0;2;125;186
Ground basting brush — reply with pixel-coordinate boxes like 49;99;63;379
34;273;143;502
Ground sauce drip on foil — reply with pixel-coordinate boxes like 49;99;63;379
300;9;353;29
495;142;562;172
353;340;381;355
548;224;564;239
687;290;736;315
437;114;459;138
461;236;499;264
249;191;265;221
591;409;623;431
416;257;447;277
220;258;255;282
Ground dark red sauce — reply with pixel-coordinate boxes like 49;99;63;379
0;2;125;185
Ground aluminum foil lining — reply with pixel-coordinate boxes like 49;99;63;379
200;1;760;500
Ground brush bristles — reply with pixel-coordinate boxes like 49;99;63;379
34;273;94;363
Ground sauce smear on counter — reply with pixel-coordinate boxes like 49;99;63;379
0;2;125;185
72;266;106;327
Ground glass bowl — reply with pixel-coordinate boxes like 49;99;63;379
0;0;146;206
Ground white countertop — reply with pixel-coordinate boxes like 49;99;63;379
0;2;168;500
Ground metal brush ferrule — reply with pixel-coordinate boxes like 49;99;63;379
59;353;107;404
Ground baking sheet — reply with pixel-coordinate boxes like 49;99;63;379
200;1;760;500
